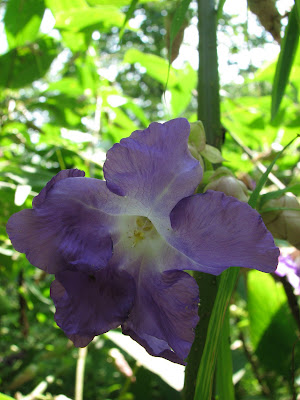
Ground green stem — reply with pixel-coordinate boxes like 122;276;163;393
75;346;88;400
183;0;221;398
197;0;222;149
183;273;218;399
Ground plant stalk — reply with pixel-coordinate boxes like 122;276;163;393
183;0;221;397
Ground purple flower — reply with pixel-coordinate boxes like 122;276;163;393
6;118;279;364
275;252;300;294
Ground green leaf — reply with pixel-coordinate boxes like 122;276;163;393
0;37;58;89
119;0;139;40
271;5;299;120
124;49;179;87
165;0;191;89
194;267;240;400
215;310;235;400
169;0;192;49
295;0;300;30
247;270;299;377
170;64;197;116
55;7;125;31
4;0;45;49
45;0;88;15
0;393;15;400
87;0;161;4
259;183;300;207
216;0;227;21
248;135;299;209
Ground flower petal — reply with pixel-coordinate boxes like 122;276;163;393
33;169;85;208
122;269;199;365
103;118;202;220
51;267;136;347
169;190;279;274
6;170;114;274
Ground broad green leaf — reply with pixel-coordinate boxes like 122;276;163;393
271;5;299;120
248;270;299;377
0;37;58;89
124;49;178;87
215;310;235;400
55;7;125;31
87;0;161;4
45;0;88;15
4;0;45;49
170;64;197;116
46;77;83;96
248;271;287;349
61;31;88;52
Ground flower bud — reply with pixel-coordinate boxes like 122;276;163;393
261;194;300;249
189;121;206;153
205;176;249;202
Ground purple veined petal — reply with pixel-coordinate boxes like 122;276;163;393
33;169;85;208
122;269;199;365
6;170;115;274
276;253;300;294
103;118;202;221
167;190;279;275
50;267;136;347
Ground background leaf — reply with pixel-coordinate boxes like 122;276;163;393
271;5;299;120
4;0;45;49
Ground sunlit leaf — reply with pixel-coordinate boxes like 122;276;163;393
4;0;45;49
0;393;16;400
124;49;179;87
55;7;125;31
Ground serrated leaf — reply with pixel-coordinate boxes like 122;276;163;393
271;5;299;120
